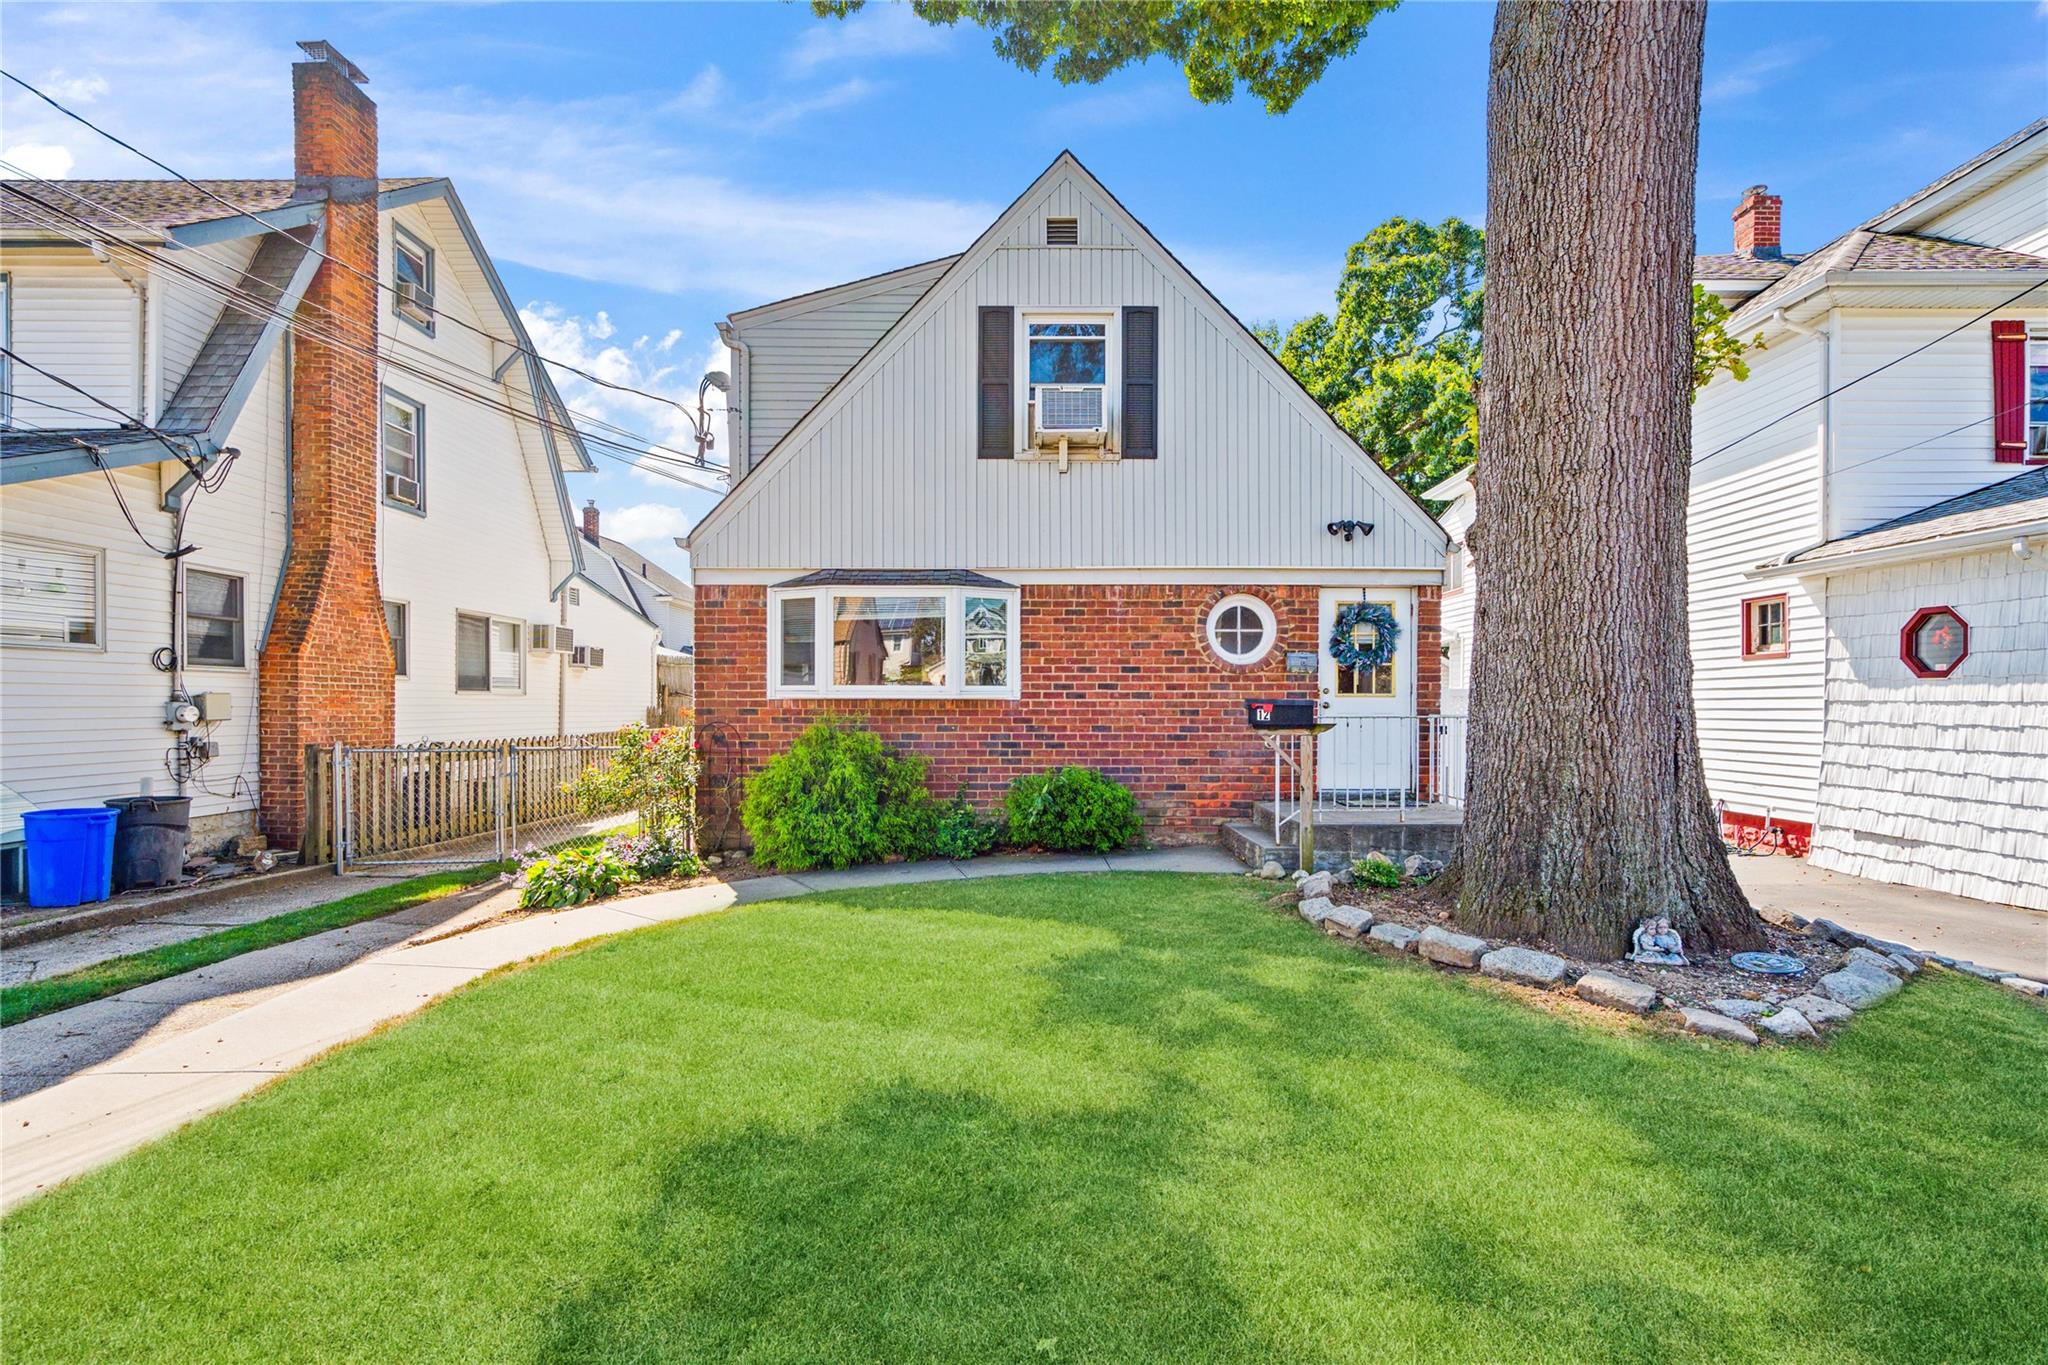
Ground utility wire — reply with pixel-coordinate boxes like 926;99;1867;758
1;174;727;478
1693;276;2048;467
1;68;728;430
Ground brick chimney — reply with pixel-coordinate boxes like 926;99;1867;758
1733;185;1782;259
582;500;601;544
259;40;395;852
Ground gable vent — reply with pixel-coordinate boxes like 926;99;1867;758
1045;217;1079;246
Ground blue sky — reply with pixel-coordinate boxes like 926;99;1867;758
4;1;2043;575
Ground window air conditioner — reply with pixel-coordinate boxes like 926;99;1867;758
570;645;590;667
529;623;553;653
588;647;605;668
553;625;575;653
384;473;419;506
396;279;435;322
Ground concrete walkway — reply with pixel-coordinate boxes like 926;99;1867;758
1733;854;2047;978
0;846;1239;1211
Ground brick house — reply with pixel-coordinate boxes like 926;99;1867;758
0;41;657;869
688;153;1450;844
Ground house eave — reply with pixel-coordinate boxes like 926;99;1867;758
1755;519;2048;577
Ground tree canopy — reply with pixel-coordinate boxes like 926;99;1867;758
813;2;1400;114
1259;220;1752;497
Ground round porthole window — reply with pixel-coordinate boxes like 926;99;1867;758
1206;594;1277;666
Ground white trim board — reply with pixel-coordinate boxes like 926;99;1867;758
697;567;1447;587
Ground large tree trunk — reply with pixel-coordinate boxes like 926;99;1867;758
1448;1;1760;958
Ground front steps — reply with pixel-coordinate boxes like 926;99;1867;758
1223;802;1463;873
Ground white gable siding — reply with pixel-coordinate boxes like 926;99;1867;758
696;165;1443;574
1913;153;2048;256
1688;330;1828;825
152;236;260;417
1809;547;2048;909
739;259;951;469
1828;306;2048;538
0;350;288;833
1436;490;1475;706
3;246;140;428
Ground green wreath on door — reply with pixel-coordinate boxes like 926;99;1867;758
1328;601;1399;671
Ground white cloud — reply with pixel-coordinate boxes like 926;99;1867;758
1;141;76;178
43;72;109;104
604;502;698;546
784;3;954;75
1704;42;1823;105
520;304;731;487
1176;248;1337;328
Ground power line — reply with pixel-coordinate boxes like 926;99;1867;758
1693;276;2048;467
1;174;727;478
1;67;728;431
1;185;728;493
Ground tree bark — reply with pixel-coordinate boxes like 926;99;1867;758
1448;0;1761;958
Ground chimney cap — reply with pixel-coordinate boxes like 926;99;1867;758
1741;184;1771;199
296;40;368;85
585;499;598;509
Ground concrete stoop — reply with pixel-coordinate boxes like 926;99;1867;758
1225;802;1463;873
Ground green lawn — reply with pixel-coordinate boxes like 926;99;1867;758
4;873;2043;1363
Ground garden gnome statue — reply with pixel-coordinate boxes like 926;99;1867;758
1628;915;1688;966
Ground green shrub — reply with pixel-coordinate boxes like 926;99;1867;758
519;845;637;908
570;724;701;842
1003;766;1142;853
929;795;999;860
1352;854;1402;889
741;720;940;870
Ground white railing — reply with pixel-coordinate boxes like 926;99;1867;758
1268;714;1466;842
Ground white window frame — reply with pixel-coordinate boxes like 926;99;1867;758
0;272;11;425
392;224;436;335
1017;309;1118;444
0;534;104;652
384;599;410;678
455;611;525;695
2029;333;2048;461
767;585;1022;700
1205;593;1277;666
183;567;247;669
381;388;425;514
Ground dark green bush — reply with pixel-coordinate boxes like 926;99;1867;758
929;795;999;860
1003;766;1142;853
741;720;938;870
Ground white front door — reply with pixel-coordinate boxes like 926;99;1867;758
1317;588;1415;799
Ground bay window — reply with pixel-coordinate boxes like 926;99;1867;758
769;581;1020;699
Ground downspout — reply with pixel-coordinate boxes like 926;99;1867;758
1772;306;1833;834
717;319;749;479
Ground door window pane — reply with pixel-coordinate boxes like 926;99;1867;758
964;595;1009;688
833;595;945;687
456;614;489;692
1335;602;1397;698
780;596;816;685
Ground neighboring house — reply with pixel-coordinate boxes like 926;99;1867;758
0;41;657;868
690;152;1449;839
579;502;695;714
1437;121;2048;909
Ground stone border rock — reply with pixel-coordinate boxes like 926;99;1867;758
1275;893;2048;1046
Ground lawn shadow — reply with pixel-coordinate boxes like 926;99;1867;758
535;1079;1318;1365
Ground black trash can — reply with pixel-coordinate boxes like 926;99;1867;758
103;796;193;891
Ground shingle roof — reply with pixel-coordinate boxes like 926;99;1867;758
1787;466;2048;563
1694;252;1800;282
157;227;317;434
0;178;439;234
597;534;691;601
1730;231;2048;326
772;569;1017;589
0;425;155;459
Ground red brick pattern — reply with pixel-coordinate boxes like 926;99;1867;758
1733;185;1782;257
258;58;394;848
695;583;1443;843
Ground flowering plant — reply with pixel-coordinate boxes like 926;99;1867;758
604;828;701;880
571;723;701;844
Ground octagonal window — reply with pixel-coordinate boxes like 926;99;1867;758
1901;606;1969;678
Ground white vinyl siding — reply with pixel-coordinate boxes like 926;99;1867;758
151;236;260;418
1911;151;2048;257
1688;328;1828;826
737;258;954;470
1808;547;2048;910
1;246;140;429
698;164;1445;574
1828;307;2048;536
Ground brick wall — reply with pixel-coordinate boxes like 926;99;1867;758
258;51;395;849
696;583;1443;845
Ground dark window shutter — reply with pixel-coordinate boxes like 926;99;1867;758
1122;305;1158;459
978;306;1013;459
1992;319;2027;463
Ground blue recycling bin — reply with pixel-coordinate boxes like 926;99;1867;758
22;808;118;908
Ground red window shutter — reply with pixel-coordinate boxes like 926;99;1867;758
1991;319;2027;463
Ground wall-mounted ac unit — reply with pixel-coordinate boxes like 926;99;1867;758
528;623;553;653
570;645;590;667
383;472;420;506
396;279;435;324
588;647;605;668
553;625;575;653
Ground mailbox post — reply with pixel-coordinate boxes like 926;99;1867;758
1245;700;1332;873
